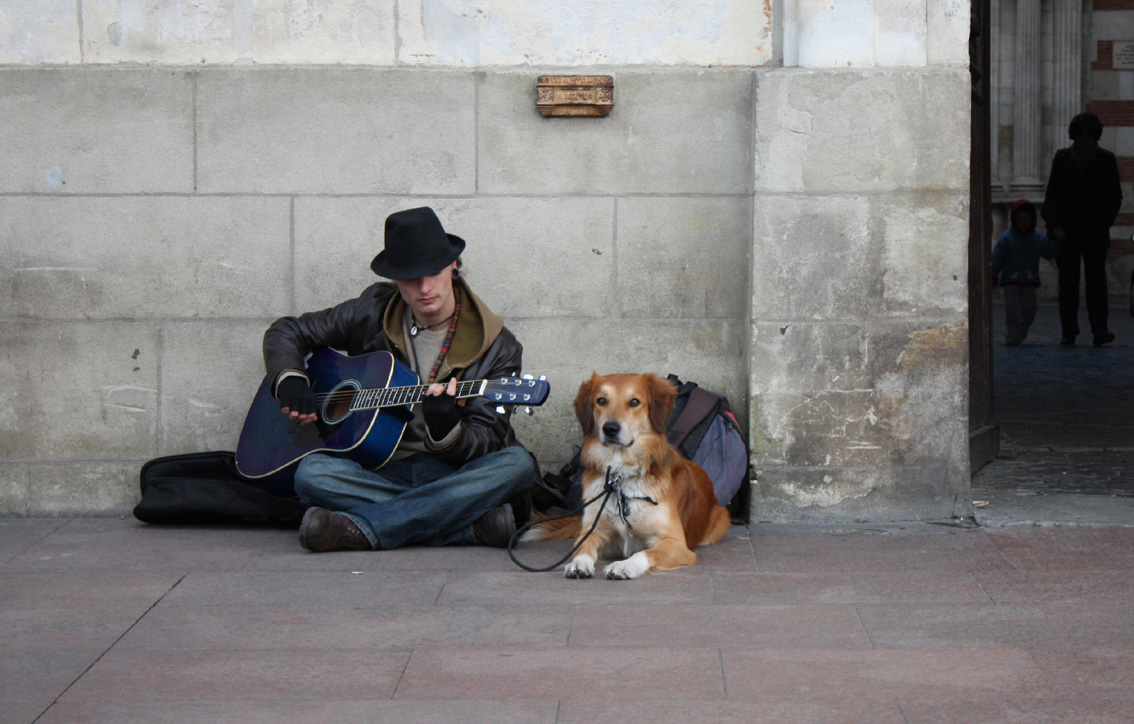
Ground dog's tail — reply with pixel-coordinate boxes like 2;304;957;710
520;514;581;542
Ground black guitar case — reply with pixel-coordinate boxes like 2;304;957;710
133;451;308;525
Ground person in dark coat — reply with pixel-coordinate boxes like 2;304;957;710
262;207;537;552
1041;112;1123;346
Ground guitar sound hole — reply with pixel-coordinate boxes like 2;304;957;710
323;381;360;425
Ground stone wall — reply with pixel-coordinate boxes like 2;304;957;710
749;68;972;521
1;0;973;522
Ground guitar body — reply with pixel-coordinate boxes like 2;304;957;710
235;349;418;480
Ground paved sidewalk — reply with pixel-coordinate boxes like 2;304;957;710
973;300;1134;526
3;517;1133;723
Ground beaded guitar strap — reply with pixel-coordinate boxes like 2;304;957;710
427;287;461;384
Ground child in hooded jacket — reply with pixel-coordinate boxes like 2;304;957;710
992;199;1061;345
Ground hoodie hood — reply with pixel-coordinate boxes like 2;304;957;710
382;277;504;378
1010;199;1037;235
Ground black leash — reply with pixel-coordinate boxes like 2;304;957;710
507;467;619;572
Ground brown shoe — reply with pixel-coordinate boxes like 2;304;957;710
298;507;372;552
472;504;516;548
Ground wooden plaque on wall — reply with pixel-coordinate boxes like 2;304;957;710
536;76;614;117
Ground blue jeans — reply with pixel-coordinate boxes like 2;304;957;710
293;447;536;550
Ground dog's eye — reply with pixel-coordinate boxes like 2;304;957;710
628;398;641;407
596;397;607;406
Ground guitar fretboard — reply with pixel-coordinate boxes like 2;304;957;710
349;380;488;411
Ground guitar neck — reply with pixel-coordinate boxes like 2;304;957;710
349;380;488;411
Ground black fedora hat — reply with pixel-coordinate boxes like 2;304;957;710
370;207;466;280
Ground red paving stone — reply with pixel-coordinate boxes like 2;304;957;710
2;518;1132;723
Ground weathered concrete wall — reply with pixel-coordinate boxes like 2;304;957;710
1;0;973;522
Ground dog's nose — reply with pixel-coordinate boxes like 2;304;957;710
602;421;621;439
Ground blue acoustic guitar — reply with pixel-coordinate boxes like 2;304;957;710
235;348;550;481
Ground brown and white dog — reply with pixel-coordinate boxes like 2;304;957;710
525;372;731;579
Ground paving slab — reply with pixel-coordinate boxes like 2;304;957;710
60;649;411;702
971;568;1134;605
568;604;870;649
1029;646;1134;696
115;603;572;651
857;602;1134;649
0;519;288;572
721;648;1057;704
158;570;447;608
709;570;992;605
436;566;716;607
973;301;1134;527
749;523;1015;573
558;699;907;724
983;526;1134;570
2;517;1133;723
35;700;559;724
395;647;726;702
898;696;1134;724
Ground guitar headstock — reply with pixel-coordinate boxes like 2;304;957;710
484;375;550;407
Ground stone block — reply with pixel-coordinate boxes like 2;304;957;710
880;193;969;313
82;0;397;65
0;464;28;515
0;68;193;194
0;322;159;463
1092;13;1134;41
790;0;876;68
750;322;968;467
1092;72;1120;103
750;321;877;395
753;386;967;468
196;69;476;194
755;69;970;194
158;321;269;457
874;0;928;67
751;193;969;319
478;70;753;195
27;462;140;516
508;317;747;469
751;194;878;319
751;462;969;522
926;0;971;67
293;197;617;318
615;197;751;319
0;2;80;64
397;0;773;66
0;197;291;320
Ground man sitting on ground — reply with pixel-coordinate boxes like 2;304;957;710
263;206;537;552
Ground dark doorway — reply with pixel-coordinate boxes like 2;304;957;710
967;0;1134;523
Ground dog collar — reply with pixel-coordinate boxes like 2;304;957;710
603;466;657;529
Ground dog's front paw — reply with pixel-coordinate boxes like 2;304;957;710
564;555;595;579
604;552;650;580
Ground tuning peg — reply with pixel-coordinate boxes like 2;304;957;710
538;375;547;381
495;406;506;414
524;407;535;416
522;373;533;380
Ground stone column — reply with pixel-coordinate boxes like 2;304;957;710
1012;0;1044;192
1051;0;1082;158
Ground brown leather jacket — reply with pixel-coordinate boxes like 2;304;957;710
262;278;527;466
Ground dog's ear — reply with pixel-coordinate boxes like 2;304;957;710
574;374;597;436
646;373;678;434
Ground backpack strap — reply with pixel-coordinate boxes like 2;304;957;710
666;385;721;449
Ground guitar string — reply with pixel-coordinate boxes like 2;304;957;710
307;379;541;410
310;380;489;410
